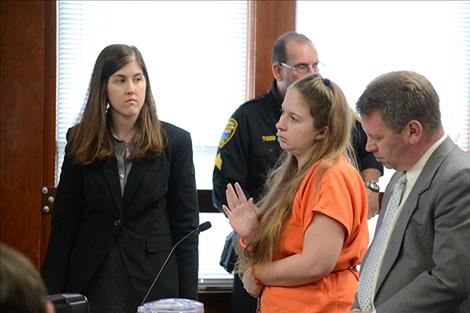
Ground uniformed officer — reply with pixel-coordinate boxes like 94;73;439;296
212;31;383;313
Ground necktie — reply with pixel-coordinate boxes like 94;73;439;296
357;172;408;311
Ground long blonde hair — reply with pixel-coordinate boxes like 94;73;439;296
237;74;353;272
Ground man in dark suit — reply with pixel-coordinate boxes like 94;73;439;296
349;71;470;313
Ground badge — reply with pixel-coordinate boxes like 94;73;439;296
218;118;238;149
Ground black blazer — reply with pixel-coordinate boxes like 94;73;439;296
42;122;199;302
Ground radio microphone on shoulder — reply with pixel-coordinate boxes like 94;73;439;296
139;221;212;306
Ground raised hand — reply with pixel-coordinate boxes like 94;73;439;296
222;182;259;242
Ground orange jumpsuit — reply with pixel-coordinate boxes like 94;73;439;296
260;155;369;313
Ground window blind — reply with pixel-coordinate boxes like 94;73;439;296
463;0;470;152
56;0;248;189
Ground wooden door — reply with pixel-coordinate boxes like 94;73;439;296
0;0;56;268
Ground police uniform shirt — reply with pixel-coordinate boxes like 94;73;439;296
212;81;283;210
351;118;384;175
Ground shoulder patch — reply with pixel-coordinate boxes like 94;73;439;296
219;118;238;149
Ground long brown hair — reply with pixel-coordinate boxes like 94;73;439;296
237;74;353;272
66;44;164;165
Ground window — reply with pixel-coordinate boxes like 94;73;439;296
297;0;470;238
56;0;247;282
297;0;469;153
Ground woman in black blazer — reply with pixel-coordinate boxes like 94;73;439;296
41;44;199;313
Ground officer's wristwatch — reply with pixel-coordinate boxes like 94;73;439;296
364;180;380;192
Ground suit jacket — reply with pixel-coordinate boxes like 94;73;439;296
42;122;199;303
354;137;470;313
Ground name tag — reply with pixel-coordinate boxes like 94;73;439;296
261;135;277;142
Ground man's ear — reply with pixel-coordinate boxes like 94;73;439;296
272;63;282;81
314;127;328;140
406;120;423;144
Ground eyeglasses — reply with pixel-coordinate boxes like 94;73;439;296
279;62;322;74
